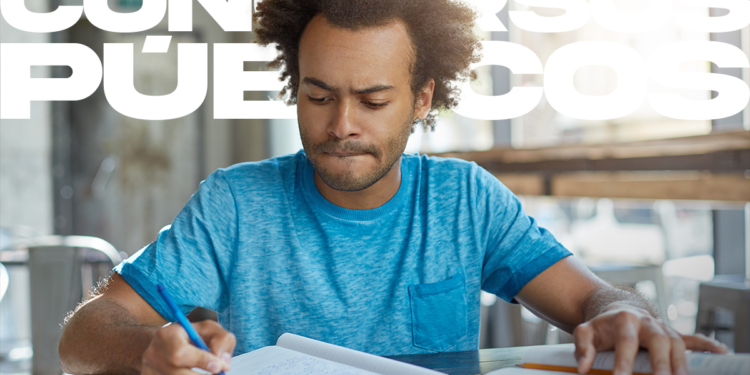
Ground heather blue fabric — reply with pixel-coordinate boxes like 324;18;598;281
114;150;571;356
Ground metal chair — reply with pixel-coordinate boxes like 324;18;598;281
479;293;549;348
695;275;750;352
0;235;122;375
589;264;670;320
0;263;8;303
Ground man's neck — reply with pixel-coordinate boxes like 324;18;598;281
313;158;402;210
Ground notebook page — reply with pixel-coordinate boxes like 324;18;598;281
686;352;750;375
276;333;446;375
227;346;379;375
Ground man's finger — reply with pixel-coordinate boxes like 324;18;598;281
612;312;640;375
195;321;237;371
144;359;211;375
164;342;225;374
573;323;597;374
665;328;688;375
682;334;729;354
641;324;671;375
145;344;213;375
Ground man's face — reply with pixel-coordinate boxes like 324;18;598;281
297;15;417;192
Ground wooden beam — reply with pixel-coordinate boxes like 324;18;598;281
492;174;545;196
479;149;749;173
440;130;750;165
551;172;750;202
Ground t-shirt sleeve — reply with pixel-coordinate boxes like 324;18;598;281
476;167;572;304
112;169;237;321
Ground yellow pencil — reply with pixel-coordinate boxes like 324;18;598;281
523;363;651;375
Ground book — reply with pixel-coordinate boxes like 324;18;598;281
226;333;446;375
486;344;750;375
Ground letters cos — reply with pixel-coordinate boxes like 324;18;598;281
1;0;749;121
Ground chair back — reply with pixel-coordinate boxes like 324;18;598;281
24;236;121;375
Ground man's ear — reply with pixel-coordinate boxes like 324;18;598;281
414;78;435;120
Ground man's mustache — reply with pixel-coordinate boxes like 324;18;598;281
312;140;381;158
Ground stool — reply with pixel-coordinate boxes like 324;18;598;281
695;274;750;352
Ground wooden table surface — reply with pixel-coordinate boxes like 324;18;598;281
386;346;539;375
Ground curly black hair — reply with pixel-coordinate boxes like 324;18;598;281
253;0;482;130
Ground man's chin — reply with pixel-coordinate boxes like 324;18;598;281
310;151;397;191
317;171;377;192
314;163;384;192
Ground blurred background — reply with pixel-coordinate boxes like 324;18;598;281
1;0;749;374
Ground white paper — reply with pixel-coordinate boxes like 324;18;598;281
686;352;750;375
276;333;445;375
227;346;379;375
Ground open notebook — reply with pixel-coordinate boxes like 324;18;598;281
487;345;750;375
226;333;445;375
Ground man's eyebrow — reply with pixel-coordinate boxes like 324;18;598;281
302;77;339;92
302;77;395;95
352;85;395;95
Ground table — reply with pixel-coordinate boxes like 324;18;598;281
386;346;539;375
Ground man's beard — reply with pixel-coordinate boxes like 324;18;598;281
300;109;414;192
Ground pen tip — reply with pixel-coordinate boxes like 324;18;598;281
157;284;164;291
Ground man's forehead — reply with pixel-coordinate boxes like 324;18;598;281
298;14;415;88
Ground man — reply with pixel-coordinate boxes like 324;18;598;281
59;1;728;375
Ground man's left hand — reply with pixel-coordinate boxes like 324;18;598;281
573;303;728;375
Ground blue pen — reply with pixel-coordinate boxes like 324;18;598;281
157;284;227;375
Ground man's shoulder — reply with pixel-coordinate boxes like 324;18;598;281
404;153;511;201
404;153;492;181
200;151;305;202
403;152;477;169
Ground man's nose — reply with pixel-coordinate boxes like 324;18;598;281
328;98;360;140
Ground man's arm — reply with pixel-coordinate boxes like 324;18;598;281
59;273;235;375
514;256;727;375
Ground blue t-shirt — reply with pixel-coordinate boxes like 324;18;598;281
114;150;571;356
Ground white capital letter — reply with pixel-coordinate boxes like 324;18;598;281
590;0;673;33
103;41;207;120
84;0;166;33
509;0;590;33
454;41;543;120
0;0;82;32
648;41;750;120
1;43;102;119
544;41;647;120
674;0;750;33
469;0;508;32
168;0;192;32
214;43;297;119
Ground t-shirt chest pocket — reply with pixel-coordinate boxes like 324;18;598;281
407;271;468;352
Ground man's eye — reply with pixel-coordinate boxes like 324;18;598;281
363;101;388;108
308;96;330;104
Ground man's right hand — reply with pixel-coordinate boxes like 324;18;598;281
142;321;236;375
60;273;235;375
